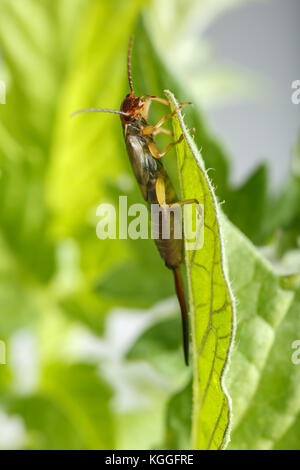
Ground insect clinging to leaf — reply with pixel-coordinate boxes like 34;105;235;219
72;37;199;365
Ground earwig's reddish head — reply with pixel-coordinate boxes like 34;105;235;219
120;93;141;123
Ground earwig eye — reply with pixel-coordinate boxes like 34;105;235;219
126;94;130;98
123;115;134;122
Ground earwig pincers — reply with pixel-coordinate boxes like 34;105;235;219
72;37;198;365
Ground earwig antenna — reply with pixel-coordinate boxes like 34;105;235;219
71;108;129;118
127;36;134;96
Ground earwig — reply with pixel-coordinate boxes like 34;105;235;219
72;37;197;365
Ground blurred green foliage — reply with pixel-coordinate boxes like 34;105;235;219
0;0;299;450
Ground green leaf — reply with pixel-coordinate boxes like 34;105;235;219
223;220;300;450
224;164;269;245
5;395;84;450
273;411;300;450
266;132;300;253
127;317;182;360
164;379;192;450
4;362;115;449
165;90;234;450
39;363;115;449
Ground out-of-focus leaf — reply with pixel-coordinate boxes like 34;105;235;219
47;0;145;237
5;395;83;450
0;0;90;284
166;90;234;450
224;164;268;245
223;219;300;450
127;317;182;360
273;412;300;450
97;261;173;308
40;363;114;449
0;1;126;450
164;379;192;450
4;363;114;449
265;133;300;253
145;0;254;108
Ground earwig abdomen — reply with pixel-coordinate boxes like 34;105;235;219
151;207;184;269
154;236;184;269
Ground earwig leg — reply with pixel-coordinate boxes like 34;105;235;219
142;95;170;106
155;176;199;210
155;172;167;205
140;98;152;121
140;103;191;136
170;198;199;209
140;95;171;120
171;199;202;223
154;102;192;128
148;133;184;160
153;127;174;137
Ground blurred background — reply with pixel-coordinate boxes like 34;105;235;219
0;0;299;450
205;0;300;186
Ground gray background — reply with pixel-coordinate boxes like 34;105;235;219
204;0;300;186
